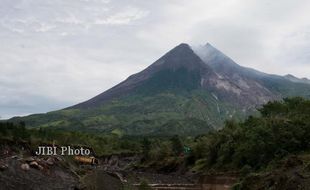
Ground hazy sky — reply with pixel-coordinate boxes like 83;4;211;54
1;0;310;118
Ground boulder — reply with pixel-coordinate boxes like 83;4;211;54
46;157;54;165
21;163;30;171
30;161;39;167
0;164;8;171
24;157;35;162
29;161;44;170
37;165;44;170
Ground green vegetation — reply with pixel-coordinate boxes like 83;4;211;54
0;121;30;141
187;97;310;172
131;97;310;176
9;90;245;136
2;97;310;183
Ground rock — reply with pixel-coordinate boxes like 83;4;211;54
11;155;19;159
46;157;54;165
38;165;44;170
21;163;30;171
55;156;63;162
108;155;119;166
24;157;35;162
83;170;123;190
29;161;40;169
30;161;39;167
0;164;8;171
30;161;45;170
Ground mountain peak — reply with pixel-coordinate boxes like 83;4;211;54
204;42;215;48
177;43;190;48
70;43;212;109
192;43;230;65
148;43;206;71
284;74;310;84
285;74;297;78
165;43;193;57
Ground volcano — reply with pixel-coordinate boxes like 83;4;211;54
11;43;310;136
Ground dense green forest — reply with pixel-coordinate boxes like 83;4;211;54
137;97;310;175
188;97;310;171
1;97;310;176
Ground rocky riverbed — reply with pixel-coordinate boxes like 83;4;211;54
0;155;79;190
0;143;238;190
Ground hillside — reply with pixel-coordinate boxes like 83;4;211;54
9;43;310;135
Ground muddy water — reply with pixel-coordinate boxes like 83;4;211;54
144;183;234;190
201;184;232;190
200;175;238;190
140;184;200;190
125;171;238;190
140;175;238;190
146;176;238;190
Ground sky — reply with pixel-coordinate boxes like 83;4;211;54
1;0;310;119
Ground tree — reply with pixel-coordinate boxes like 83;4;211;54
142;138;151;159
170;135;183;155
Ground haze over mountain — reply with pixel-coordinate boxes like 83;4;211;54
10;43;310;136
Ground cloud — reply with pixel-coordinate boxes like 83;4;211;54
0;0;148;35
0;0;310;118
94;7;149;25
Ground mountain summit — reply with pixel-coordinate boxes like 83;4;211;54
11;43;310;135
72;43;219;109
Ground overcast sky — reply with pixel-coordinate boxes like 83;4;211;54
1;0;310;119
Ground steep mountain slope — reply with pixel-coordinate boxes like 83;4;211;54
10;43;310;135
194;43;310;106
71;43;217;108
